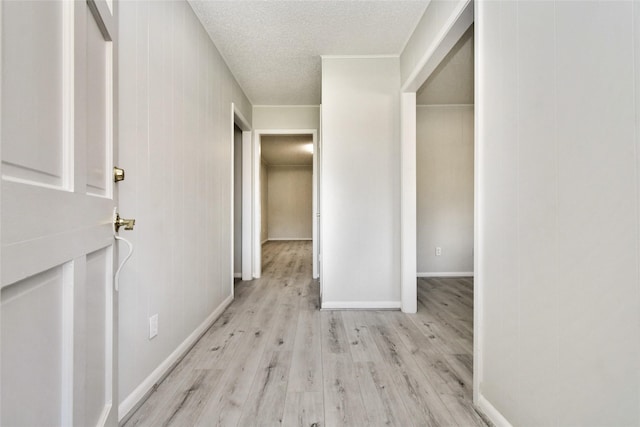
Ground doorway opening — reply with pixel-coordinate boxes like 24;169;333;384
415;26;474;280
251;130;319;282
400;1;482;403
414;23;475;405
231;103;252;297
233;123;243;284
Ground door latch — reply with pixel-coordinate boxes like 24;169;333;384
114;213;135;232
113;166;125;182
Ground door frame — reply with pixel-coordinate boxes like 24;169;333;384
230;103;252;291
398;0;476;398
251;129;319;279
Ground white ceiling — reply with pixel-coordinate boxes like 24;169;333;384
261;134;313;166
189;0;430;105
417;25;474;105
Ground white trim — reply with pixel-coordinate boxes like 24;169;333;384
254;129;317;135
233;272;241;279
252;104;320;108
398;0;434;56
320;54;399;59
266;164;312;169
63;0;74;191
476;394;513;427
252;133;262;278
0;0;2;420
105;37;114;199
230;105;235;298
417;104;474;108
242;130;252;282
233;104;251;131
473;0;483;404
401;0;473;92
400;93;417;314
417;272;474;278
315;105;322;282
96;404;111;427
267;238;312;241
321;301;401;310
118;295;233;422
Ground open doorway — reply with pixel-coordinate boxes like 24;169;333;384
233;124;243;283
413;24;475;405
259;134;314;279
231;103;252;295
415;26;474;279
400;1;482;403
260;134;313;243
251;129;320;282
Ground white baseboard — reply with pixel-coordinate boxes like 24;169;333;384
118;294;234;422
476;394;513;427
267;238;312;241
417;272;474;278
321;301;401;310
233;272;241;278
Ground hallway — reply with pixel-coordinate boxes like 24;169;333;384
123;241;487;426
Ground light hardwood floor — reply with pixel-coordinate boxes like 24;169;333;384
123;241;489;426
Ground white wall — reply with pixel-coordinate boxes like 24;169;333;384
267;166;312;240
416;27;474;106
477;1;640;425
260;159;268;244
253;105;320;130
233;125;242;276
117;0;252;417
321;57;400;308
416;105;473;275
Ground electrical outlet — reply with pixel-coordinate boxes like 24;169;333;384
149;314;158;339
435;247;442;256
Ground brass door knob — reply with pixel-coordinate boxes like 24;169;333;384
115;213;135;232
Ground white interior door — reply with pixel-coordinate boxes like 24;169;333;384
1;1;118;426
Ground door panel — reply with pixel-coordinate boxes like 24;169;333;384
1;1;118;426
2;0;68;187
1;265;73;425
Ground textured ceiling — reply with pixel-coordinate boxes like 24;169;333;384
189;1;430;105
261;134;313;166
417;25;474;105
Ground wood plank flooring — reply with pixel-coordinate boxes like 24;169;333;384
123;241;489;426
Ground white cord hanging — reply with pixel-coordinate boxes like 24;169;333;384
113;207;134;292
114;235;133;292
